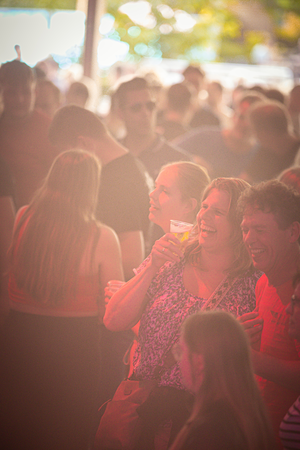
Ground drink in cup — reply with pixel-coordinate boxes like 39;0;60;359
170;220;193;246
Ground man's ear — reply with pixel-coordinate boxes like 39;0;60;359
289;221;300;243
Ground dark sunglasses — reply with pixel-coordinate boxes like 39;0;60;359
128;101;156;113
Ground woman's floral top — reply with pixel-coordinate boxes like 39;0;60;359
133;258;261;389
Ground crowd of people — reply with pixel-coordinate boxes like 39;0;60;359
0;57;300;450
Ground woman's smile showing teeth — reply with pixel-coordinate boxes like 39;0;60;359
200;224;216;234
250;248;264;256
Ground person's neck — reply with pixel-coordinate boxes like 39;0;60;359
97;134;128;165
197;247;235;276
267;245;300;287
123;131;156;157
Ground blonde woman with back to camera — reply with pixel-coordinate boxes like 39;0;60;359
2;149;124;450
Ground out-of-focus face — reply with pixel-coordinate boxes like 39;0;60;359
120;88;156;137
173;336;204;393
241;208;292;277
35;84;60;118
149;166;192;232
197;188;232;254
232;100;252;139
184;72;204;94
286;282;300;342
1;79;35;119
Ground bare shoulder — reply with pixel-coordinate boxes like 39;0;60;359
98;224;119;244
95;224;121;257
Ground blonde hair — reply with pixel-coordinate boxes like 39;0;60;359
160;161;210;221
185;177;253;278
170;311;275;450
10;149;101;305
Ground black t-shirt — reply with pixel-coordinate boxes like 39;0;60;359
190;106;220;129
137;135;191;180
96;153;152;238
244;141;300;183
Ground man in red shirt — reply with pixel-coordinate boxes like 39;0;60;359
239;180;300;447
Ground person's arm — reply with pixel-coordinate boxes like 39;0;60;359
117;230;145;281
96;225;124;319
98;226;124;285
104;233;183;332
252;350;300;392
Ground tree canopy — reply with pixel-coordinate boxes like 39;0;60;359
1;0;300;63
104;0;300;63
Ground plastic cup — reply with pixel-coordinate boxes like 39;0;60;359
170;220;193;244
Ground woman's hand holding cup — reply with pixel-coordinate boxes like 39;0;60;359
150;233;184;269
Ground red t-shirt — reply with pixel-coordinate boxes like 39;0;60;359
256;274;300;444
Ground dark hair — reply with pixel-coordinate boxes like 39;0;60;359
182;65;205;79
249;101;292;135
0;59;35;86
237;180;300;230
278;167;300;194
167;82;195;113
185;178;253;278
238;92;265;109
115;77;149;109
265;88;285;104
209;81;223;93
49;105;107;148
67;81;89;103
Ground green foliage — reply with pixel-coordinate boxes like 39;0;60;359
105;0;300;62
105;0;245;62
2;0;300;62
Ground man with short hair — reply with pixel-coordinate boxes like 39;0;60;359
0;59;57;208
238;180;300;447
182;65;220;129
115;76;190;179
175;92;264;179
157;81;196;141
240;100;300;182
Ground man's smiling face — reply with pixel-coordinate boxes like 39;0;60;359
241;207;292;277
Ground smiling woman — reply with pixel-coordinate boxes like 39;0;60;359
103;177;262;450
